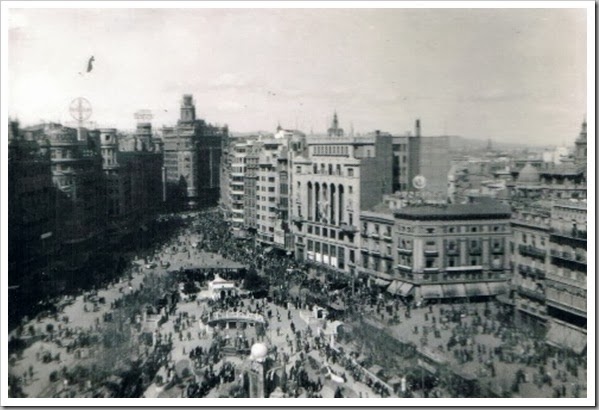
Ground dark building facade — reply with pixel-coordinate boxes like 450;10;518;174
8;121;57;297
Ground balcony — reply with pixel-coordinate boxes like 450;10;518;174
370;233;380;240
340;224;358;234
518;244;547;261
446;248;459;256
518;264;546;279
292;216;306;224
424;249;439;256
382;234;393;243
550;249;586;271
396;264;412;272
517;285;546;302
517;303;547;319
469;248;482;256
397;247;413;255
491;247;504;254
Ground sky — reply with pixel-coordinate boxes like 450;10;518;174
8;6;588;145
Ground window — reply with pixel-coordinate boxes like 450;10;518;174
296;166;301;173
322;228;328;238
315;227;320;236
349;186;353;194
308;225;313;234
348;168;354;177
426;258;435;268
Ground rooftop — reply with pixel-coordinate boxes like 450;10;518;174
394;201;512;221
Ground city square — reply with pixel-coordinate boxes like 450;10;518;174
5;3;592;405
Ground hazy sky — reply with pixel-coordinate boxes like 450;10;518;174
8;7;588;145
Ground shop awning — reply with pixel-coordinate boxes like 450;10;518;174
421;284;443;299
387;281;414;297
372;278;391;287
487;281;509;295
441;283;467;298
465;283;491;297
546;320;586;354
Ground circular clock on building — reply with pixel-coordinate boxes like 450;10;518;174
412;175;427;190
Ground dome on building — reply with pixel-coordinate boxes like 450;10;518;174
517;163;540;185
250;343;268;362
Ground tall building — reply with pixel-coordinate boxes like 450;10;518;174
244;140;263;233
291;131;393;273
545;200;587;353
162;94;227;207
256;128;306;249
22;123;106;285
510;199;587;353
509;119;587;354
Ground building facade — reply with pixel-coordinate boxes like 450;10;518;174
162;94;227;206
387;202;512;302
8;121;57;292
391;120;450;198
291;132;393;273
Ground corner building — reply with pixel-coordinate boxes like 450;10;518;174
388;202;512;302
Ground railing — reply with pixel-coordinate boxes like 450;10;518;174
469;248;482;255
397;247;413;255
517;285;546;301
550;249;586;264
446;248;459;256
340;224;358;233
424;249;439;256
551;228;587;241
518;244;546;260
382;235;392;243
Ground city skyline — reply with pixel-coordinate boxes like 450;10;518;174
8;6;588;145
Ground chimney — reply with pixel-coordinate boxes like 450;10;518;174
415;119;421;137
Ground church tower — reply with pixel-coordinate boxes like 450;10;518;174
327;111;344;137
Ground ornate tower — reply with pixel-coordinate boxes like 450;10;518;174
574;118;587;167
327;111;344;137
180;94;196;124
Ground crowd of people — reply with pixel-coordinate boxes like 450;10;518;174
8;208;588;399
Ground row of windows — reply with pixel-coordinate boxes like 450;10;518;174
305;224;355;244
313;145;350;156
398;225;506;234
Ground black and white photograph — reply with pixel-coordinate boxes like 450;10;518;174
2;1;594;405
